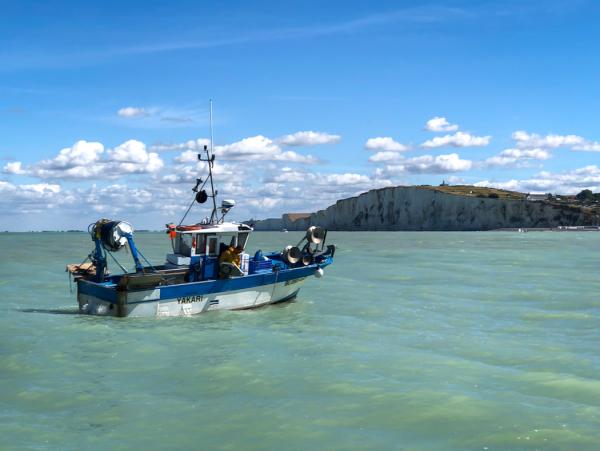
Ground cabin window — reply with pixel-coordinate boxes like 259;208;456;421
238;232;249;250
179;234;193;256
229;236;237;247
195;234;206;255
207;236;218;256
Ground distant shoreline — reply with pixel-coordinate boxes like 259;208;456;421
492;226;600;232
4;227;600;233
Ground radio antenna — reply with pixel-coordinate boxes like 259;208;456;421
207;100;217;223
210;100;214;157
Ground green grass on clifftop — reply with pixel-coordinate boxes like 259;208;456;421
419;185;526;200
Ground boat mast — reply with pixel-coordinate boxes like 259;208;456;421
177;100;219;226
208;99;218;223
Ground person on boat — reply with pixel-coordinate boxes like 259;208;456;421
219;245;242;265
218;245;243;278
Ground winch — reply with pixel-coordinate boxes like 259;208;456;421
88;218;144;280
91;219;134;252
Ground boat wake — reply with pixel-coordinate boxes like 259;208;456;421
18;307;81;315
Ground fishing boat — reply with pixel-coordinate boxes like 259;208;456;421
66;108;335;317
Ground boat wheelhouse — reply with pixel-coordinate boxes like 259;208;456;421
166;220;254;279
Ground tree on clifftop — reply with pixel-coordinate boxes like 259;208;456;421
576;189;594;202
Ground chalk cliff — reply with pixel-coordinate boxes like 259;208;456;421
249;186;595;231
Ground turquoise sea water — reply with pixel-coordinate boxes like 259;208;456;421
1;231;599;450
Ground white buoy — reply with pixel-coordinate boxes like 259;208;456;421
315;267;324;278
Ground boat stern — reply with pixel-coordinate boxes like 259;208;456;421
77;279;119;316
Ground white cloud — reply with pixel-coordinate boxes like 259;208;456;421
368;151;403;162
215;135;317;163
425;116;458;132
4;140;164;180
27;140;106;179
6;182;61;195
380;153;472;175
476;165;600;194
0;178;198;222
511;130;600;153
263;168;392;214
116;106;204;128
109;140;151;163
279;131;341;146
276;151;318;163
156;135;321;164
50;140;105;167
275;172;306;184
572;142;600;152
161;158;238;185
117;107;149;118
108;140;164;174
3;161;26;175
365;137;409;152
512;131;584;149
502;148;552;160
161;115;192;123
268;170;370;187
173;150;199;164
247;197;283;210
474;179;522;191
322;173;371;186
421;131;491;149
151;138;211;152
445;175;467;185
216;135;280;159
0;181;65;214
484;148;552;168
84;184;156;214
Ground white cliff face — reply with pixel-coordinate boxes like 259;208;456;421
251;186;593;231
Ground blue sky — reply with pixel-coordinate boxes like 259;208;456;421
1;0;599;230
